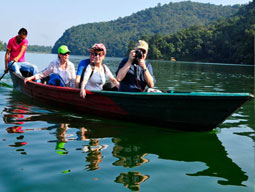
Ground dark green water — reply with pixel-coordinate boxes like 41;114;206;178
0;52;254;192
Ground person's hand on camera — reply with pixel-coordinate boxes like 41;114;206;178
137;51;146;69
138;57;146;69
127;50;136;64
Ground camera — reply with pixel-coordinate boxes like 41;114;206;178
135;49;144;59
133;49;144;64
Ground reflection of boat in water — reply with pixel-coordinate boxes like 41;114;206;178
4;108;248;186
72;118;247;186
2;97;249;187
109;131;248;186
10;71;254;132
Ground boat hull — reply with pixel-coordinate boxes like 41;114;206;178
10;71;254;131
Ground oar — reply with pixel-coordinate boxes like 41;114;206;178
0;61;15;81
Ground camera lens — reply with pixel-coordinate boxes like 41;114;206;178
135;49;143;59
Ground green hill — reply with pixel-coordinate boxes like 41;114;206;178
52;1;240;57
146;0;254;64
0;41;4;51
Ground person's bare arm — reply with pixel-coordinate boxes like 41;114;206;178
138;56;154;88
80;78;88;98
4;49;11;72
116;50;135;82
110;77;119;88
75;75;81;88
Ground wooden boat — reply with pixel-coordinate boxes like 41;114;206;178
10;71;254;132
171;57;176;62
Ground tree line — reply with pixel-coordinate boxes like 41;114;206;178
0;42;51;53
0;41;4;51
142;0;254;64
52;1;240;57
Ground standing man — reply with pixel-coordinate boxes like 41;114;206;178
5;28;38;76
116;40;155;92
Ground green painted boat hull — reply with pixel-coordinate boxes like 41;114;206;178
10;71;254;131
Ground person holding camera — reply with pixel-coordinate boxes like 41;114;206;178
116;40;155;92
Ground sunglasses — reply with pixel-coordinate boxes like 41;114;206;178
60;52;70;56
94;52;104;57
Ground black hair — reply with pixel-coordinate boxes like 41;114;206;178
18;28;28;36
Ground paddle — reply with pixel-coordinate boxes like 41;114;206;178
0;61;15;81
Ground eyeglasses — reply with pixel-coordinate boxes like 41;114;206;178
60;52;70;56
94;52;104;57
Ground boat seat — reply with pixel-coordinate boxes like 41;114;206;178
19;64;38;78
103;82;118;91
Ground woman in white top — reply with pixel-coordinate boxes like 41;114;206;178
80;43;119;98
24;45;75;87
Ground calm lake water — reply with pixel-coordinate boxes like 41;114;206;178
0;52;254;192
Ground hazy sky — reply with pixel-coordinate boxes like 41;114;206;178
0;0;251;46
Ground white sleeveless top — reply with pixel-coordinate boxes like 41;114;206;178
84;64;113;91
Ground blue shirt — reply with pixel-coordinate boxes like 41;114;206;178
76;59;90;76
116;58;156;92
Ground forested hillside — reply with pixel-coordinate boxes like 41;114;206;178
0;42;51;53
0;41;3;51
26;45;52;53
52;1;240;57
145;0;254;64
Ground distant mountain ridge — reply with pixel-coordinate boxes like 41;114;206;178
145;0;254;64
52;1;240;57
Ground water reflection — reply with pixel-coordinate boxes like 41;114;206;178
82;138;106;171
3;105;39;155
55;123;69;155
5;125;27;154
112;138;149;167
2;99;249;187
3;105;30;125
53;123;107;170
78;124;248;186
234;131;255;141
77;127;108;171
115;172;149;191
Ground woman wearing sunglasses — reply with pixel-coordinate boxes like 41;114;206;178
24;45;76;87
80;43;119;98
